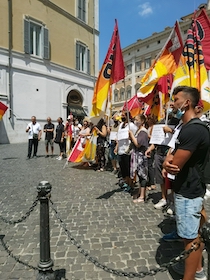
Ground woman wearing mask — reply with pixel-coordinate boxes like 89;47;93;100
129;114;149;202
94;118;107;171
54;117;65;160
114;111;137;192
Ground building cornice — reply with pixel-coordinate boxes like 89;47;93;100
37;0;99;35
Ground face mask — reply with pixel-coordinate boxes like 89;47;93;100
121;117;126;122
75;121;79;125
175;102;186;120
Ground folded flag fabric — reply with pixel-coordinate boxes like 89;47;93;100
82;129;97;162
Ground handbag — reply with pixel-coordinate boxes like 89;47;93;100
33;133;38;139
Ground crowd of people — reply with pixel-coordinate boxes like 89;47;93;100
26;85;210;280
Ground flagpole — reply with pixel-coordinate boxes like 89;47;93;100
123;79;130;129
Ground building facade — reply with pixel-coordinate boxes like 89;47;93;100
112;3;210;115
0;0;99;143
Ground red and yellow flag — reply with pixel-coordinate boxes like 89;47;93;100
122;95;144;118
196;9;210;70
0;102;8;120
139;75;173;120
138;21;183;96
91;19;125;117
172;17;210;112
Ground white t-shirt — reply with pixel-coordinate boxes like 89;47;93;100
27;122;42;140
117;122;137;155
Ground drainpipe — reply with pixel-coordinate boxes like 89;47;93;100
8;0;13;125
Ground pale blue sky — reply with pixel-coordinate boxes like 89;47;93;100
99;0;207;67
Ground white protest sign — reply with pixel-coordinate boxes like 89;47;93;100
117;128;129;141
110;131;117;141
149;124;175;145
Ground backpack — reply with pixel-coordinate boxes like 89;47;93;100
188;118;210;184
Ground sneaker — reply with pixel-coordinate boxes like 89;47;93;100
123;186;131;193
162;231;182;242
172;262;206;280
154;199;167;209
195;269;207;280
204;189;210;201
166;204;175;215
57;156;62;160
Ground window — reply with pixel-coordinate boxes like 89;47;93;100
145;57;151;69
24;19;49;59
127;64;132;75
120;88;125;101
135;61;141;72
126;86;131;99
76;42;90;74
157;40;160;44
114;89;119;102
78;0;86;22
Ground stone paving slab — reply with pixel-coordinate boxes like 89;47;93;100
0;142;209;280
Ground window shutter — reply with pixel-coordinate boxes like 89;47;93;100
87;49;90;74
78;0;81;19
24;19;30;54
43;27;49;59
82;0;86;22
76;43;80;70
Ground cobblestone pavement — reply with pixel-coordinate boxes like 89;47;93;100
0;142;209;280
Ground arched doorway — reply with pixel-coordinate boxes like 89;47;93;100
67;90;87;121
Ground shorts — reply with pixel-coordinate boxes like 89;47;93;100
45;139;54;147
174;193;203;239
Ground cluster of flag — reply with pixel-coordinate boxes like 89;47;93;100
90;9;210;124
69;9;210;163
138;9;210;115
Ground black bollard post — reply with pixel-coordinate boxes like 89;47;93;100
36;181;55;280
200;223;210;280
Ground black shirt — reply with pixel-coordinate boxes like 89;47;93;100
55;124;64;143
44;123;54;140
172;119;210;198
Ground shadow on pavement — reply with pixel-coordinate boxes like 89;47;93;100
55;268;67;280
96;187;123;199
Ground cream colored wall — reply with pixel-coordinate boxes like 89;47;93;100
0;1;8;48
2;0;96;75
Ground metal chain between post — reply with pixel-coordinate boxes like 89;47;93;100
50;199;201;278
0;197;39;225
0;235;38;270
